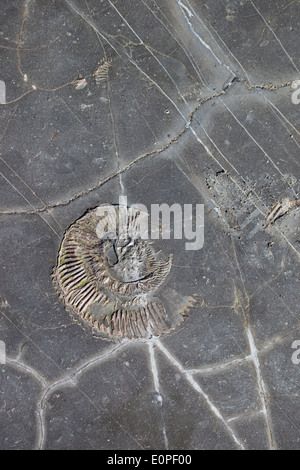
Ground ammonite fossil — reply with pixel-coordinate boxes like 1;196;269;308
53;204;195;340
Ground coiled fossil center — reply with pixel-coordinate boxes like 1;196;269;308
103;237;154;283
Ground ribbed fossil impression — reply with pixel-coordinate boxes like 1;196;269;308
93;59;111;85
53;205;195;340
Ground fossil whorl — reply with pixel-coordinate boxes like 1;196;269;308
53;205;195;340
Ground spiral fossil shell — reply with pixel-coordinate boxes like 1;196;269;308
53;205;195;340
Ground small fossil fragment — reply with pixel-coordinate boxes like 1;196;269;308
93;59;111;85
265;197;300;229
73;75;87;90
53;205;195;340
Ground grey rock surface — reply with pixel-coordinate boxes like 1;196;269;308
0;0;299;450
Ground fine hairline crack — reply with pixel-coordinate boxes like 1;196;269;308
1;73;292;219
0;88;222;217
